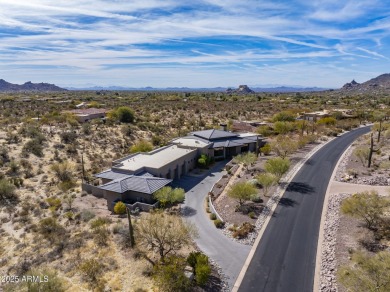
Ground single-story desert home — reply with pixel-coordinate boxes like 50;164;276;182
67;108;107;123
84;127;264;211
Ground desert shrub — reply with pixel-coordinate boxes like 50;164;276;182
46;197;62;212
79;258;105;288
341;191;390;230
248;211;256;219
153;186;185;208
8;177;23;188
232;222;255;239
60;131;77;144
82;123;92;135
93;227;110;246
129;139;153;153
50;161;74;182
338;251;390;292
153;256;191;292
116;106;135;123
264;157;290;180
353;146;370;167
256;125;273;137
80;210;96;222
227;181;258;207
38;217;66;243
187;252;211;286
22;138;44;157
0;179;18;207
379;161;390;170
272;111;296;122
214;219;224;228
273;121;295;135
209;213;217;220
114;201;127;214
260;143;271;155
317;117;337;126
90;217;111;229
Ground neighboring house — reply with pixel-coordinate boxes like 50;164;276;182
86;127;262;211
172;126;264;160
67;108;107;122
232;120;268;132
301;110;330;122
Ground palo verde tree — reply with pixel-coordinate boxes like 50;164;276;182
271;136;298;159
135;212;197;263
233;152;257;170
341;190;390;230
256;173;278;197
338;251;390;292
153;186;185;208
264;157;291;180
227;181;258;207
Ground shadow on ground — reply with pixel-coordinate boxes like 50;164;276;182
285;182;315;194
181;206;197;217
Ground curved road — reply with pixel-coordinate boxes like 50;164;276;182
238;126;370;292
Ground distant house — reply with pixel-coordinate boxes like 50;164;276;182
232;120;268;132
67;108;107;123
86;127;263;211
301;110;330;122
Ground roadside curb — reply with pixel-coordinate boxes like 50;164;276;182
232;135;337;292
314;125;372;292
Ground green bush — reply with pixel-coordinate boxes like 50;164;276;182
90;217;111;229
46;197;61;211
153;186;185;208
115;106;135;123
187;251;202;269
114;201;127;215
232;222;255;239
260;143;271;155
80;210;96;222
214;219;224;228
248;211;256;219
209;213;217;220
153;256;191;292
186;252;211;286
196;263;211;286
0;179;18;207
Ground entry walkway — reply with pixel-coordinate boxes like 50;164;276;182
329;181;389;195
178;161;251;289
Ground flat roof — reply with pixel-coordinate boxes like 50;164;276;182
171;137;210;148
115;145;196;172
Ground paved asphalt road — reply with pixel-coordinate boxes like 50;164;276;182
173;161;251;289
238;126;370;292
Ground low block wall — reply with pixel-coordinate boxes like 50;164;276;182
82;183;104;198
112;201;159;212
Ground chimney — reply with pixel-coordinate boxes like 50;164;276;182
220;123;227;131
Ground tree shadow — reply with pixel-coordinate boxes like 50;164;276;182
285;182;315;194
278;197;296;207
181;206;197;217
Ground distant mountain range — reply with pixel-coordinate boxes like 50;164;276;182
66;85;328;92
0;79;66;92
341;73;390;92
2;73;390;93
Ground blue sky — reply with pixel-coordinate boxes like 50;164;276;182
0;0;389;88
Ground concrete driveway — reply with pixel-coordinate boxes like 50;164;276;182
174;161;251;289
